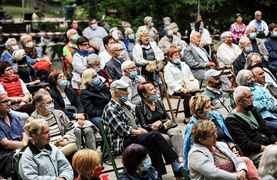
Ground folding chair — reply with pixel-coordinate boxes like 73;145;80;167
99;120;123;179
159;72;184;123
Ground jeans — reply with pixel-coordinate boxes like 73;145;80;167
89;116;102;130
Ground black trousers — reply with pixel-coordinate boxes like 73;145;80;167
123;131;178;176
173;92;192;117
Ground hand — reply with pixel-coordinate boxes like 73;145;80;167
77;113;85;120
164;120;173;127
236;170;247;180
54;139;63;146
34;79;41;84
182;88;191;94
150;124;159;131
19;101;26;107
77;119;84;127
58;139;69;147
149;60;157;65
138;127;147;134
205;62;216;68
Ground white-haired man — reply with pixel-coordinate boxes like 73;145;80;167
248;10;269;38
120;61;145;105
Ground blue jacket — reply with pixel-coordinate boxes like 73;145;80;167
250;85;276;120
26;47;43;65
0;51;15;65
183;110;233;169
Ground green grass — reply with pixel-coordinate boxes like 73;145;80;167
2;5;60;18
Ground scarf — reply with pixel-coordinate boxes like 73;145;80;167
24;45;38;59
78;50;90;57
170;61;181;71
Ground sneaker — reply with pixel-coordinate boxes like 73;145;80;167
104;155;112;165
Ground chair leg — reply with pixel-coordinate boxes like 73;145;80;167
175;99;181;117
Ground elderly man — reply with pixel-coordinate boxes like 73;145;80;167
183;32;215;81
82;18;108;53
104;43;127;80
0;38;19;66
158;25;187;54
202;69;234;117
158;17;171;39
102;80;182;178
248;10;269;38
226;86;277;167
62;28;79;78
120;61;145;105
0;90;28;178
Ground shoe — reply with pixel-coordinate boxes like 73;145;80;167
104;155;112;166
183;117;190;124
173;167;183;178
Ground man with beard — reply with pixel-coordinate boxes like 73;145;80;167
202;69;234;118
225;86;277;167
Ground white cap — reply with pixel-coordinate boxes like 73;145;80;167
110;80;129;90
204;69;223;80
12;49;25;61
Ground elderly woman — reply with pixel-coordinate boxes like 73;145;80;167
230;13;246;44
236;69;277;135
133;30;164;83
136;81;184;164
264;23;277;71
258;145;277;179
136;16;158;42
0;38;19;65
79;68;111;129
71;36;91;93
48;70;98;150
217;31;242;66
119;144;161;180
18;119;73;180
72;149;102;180
188;120;248;180
170;22;182;39
164;46;197;122
87;53;113;86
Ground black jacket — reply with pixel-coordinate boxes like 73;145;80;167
119;166;160;180
104;57;123;80
225;108;277;156
135;100;170;132
50;87;84;119
79;84;111;118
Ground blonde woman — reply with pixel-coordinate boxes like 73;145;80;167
18;119;73;180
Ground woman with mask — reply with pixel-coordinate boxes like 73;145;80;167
119;143;161;180
18;119;74;180
164;46;196;123
136;16;159;43
79;68;111;129
183;94;259;179
136;81;184;165
0;38;19;66
217;31;242;66
72;149;102;180
72;36;91;93
49;70;98;150
264;23;277;71
236;69;277;135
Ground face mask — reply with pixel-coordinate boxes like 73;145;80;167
148;94;159;102
91;165;102;178
173;28;178;33
249;32;257;39
164;22;170;27
92;78;101;86
167;30;173;36
17;57;27;65
173;58;181;64
118;51;125;60
72;34;80;43
128;34;135;40
245;46;253;53
250;62;263;70
117;91;128;103
94;68;101;73
247;81;255;87
59;79;67;88
140;157;152;171
72;24;78;29
45;103;55;113
150;23;154;27
91;24;98;30
226;39;233;44
214;82;222;89
11;45;19;51
129;70;137;79
244;104;253;111
25;42;33;48
199;26;204;30
206;111;213;119
273;32;277;38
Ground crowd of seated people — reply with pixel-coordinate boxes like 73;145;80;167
2;9;277;179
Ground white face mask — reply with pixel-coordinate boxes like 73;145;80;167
11;45;19;51
118;51;125;60
173;28;178;33
45;103;55;113
25;42;33;48
91;24;98;30
167;30;173;36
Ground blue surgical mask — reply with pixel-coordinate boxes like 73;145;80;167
173;58;181;64
117;91;128;103
164;22;170;27
92;78;101;86
94;68;101;73
128;34;135;40
140;157;152;171
206;111;213;119
150;23;154;27
72;34;80;43
129;71;137;79
247;81;255;87
59;79;68;88
148;94;159;102
245;46;253;53
199;26;204;30
273;32;277;38
249;32;257;39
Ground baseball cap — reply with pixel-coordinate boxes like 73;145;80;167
204;69;223;80
110;80;129;90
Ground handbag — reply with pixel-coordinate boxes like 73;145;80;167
159;123;178;133
184;79;200;92
145;61;165;73
33;58;52;71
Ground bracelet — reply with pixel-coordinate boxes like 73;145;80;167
163;123;167;128
76;114;78;119
15;98;18;103
23;141;27;147
180;88;184;92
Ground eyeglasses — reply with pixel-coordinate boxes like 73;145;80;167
57;74;66;80
127;66;136;71
114;49;125;52
82;43;89;46
42;100;54;105
0;99;12;105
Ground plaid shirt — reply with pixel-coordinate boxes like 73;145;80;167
102;99;141;156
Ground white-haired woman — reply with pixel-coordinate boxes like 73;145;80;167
170;22;182;39
0;38;19;66
136;16;158;42
217;31;242;66
258;145;277;179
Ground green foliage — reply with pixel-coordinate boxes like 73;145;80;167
51;0;77;5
